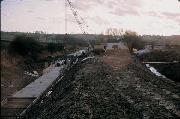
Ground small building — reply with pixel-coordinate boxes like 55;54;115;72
106;39;128;50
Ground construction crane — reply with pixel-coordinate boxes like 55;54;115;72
65;0;91;48
66;0;88;34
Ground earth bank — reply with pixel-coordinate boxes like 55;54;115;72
25;53;180;119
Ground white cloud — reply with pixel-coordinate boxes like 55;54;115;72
1;0;180;35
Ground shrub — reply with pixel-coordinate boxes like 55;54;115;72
47;43;64;53
123;31;145;52
8;35;43;60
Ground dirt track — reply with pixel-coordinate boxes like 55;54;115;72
103;49;132;70
25;50;180;119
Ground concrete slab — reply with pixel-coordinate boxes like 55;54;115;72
12;66;63;98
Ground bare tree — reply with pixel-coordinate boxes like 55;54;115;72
122;31;145;53
105;28;124;36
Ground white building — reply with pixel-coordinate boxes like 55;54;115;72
106;39;128;50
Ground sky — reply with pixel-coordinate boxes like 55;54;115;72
1;0;180;35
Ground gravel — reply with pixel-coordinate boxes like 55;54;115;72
25;56;180;119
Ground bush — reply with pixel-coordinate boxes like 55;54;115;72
8;35;43;60
123;31;145;52
47;43;64;53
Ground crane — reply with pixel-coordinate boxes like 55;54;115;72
66;0;88;34
65;0;91;48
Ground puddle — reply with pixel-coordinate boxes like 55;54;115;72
145;64;166;78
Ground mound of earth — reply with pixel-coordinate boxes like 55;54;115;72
26;54;180;119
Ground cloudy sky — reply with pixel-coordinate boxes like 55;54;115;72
1;0;180;35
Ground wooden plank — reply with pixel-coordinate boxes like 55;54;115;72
142;61;179;64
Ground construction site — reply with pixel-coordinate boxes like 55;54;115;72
1;41;180;118
1;0;180;119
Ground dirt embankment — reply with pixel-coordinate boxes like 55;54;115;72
26;50;180;119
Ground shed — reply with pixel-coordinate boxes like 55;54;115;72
106;42;128;50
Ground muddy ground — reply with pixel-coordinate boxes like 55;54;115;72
25;52;180;119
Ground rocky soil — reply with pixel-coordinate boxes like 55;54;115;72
25;55;180;119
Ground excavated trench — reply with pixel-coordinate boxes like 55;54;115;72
138;51;180;83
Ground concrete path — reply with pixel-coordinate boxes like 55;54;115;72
12;66;63;98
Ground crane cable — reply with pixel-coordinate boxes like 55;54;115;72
66;0;91;48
